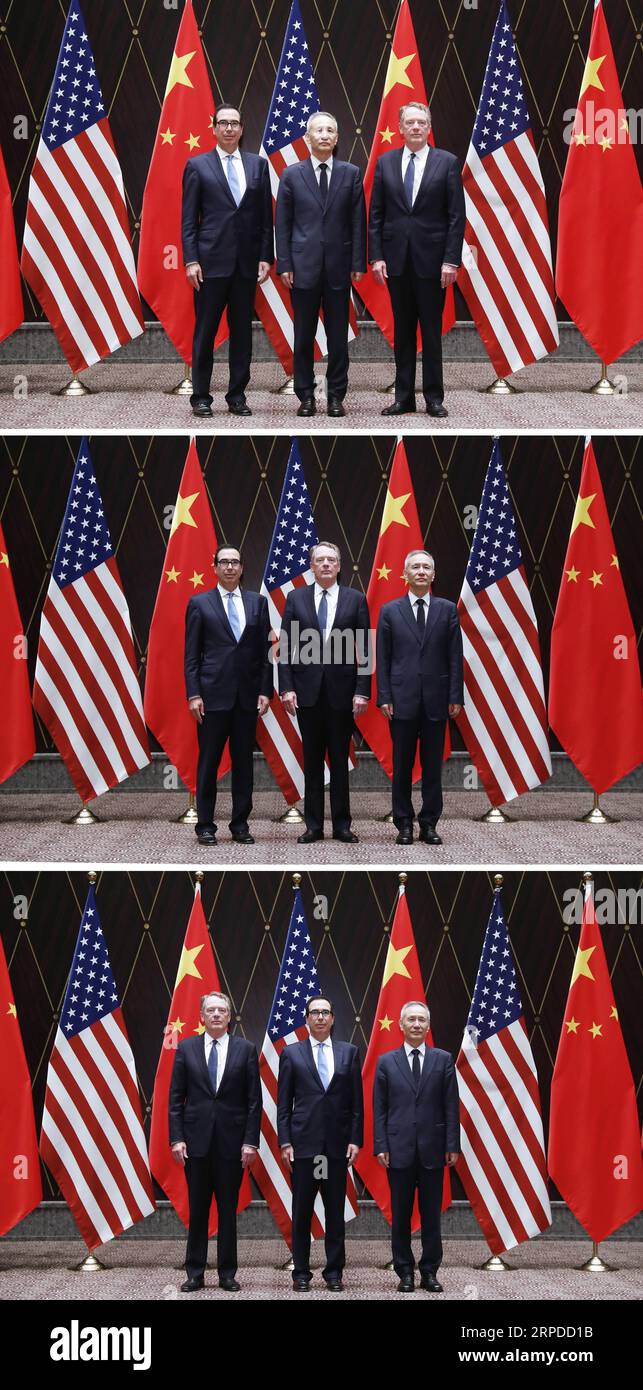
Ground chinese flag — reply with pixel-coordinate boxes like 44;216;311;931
0;142;23;344
149;882;251;1231
548;438;643;794
144;437;229;794
356;436;449;777
138;0;223;363
358;0;455;345
354;884;450;1227
0;934;42;1235
0;520;36;785
548;877;643;1242
556;0;643;364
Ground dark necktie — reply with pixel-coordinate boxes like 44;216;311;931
404;151;415;209
411;1048;421;1090
207;1038;218;1092
415;597;426;638
317;588;328;637
318;162;329;204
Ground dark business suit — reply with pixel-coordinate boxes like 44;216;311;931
169;1032;262;1281
278;584;371;834
275;158;366;400
185;586;272;834
277;1037;364;1281
368;145;465;405
181;148;273;405
373;1045;460;1279
376;594;464;830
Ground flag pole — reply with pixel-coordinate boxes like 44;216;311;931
166;363;193;396
579;792;617;825
54;374;93;397
587;362;616;394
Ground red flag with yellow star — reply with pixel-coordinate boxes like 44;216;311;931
548;437;643;794
548;876;643;1242
358;0;455;345
356;436;449;777
0;141;23;345
0;933;42;1235
354;883;450;1226
144;437;230;794
137;0;220;363
556;0;643;363
0;519;36;785
148;881;251;1231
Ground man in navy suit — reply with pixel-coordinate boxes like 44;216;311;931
182;103;273;418
277;996;364;1291
275;111;366;417
376;549;463;845
185;546;272;846
169;990;262;1293
278;541;372;843
374;1001;460;1292
368;102;465;418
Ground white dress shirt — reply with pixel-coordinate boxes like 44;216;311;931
408;591;430;620
401;142;429;205
218;146;246;199
204;1029;229;1091
314;580;339;636
312;1038;335;1082
311;153;334;187
222;585;247;637
404;1039;426;1071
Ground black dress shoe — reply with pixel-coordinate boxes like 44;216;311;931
333;829;359;843
192;401;213;418
425;399;448;417
196;829;217;846
297;830;324;844
231;831;255;844
395;823;413;845
397;1274;415;1292
327;397;345;417
381;399;416;416
419;826;443;845
324;1278;344;1291
297;396;316;417
293;1277;311;1291
420;1273;443;1292
218;1277;241;1291
181;1276;204;1292
227;399;252;416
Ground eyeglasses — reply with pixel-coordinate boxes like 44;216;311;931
308;1009;332;1018
217;559;241;567
216;120;241;129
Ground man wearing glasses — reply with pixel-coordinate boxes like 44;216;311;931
182;103;273;418
184;546;272;845
277;996;364;1292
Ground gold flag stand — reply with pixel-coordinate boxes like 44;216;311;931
72;1249;106;1272
480;804;510;824
579;792;617;825
480;376;519;395
177;792;198;825
65;803;100;825
279;803;304;824
167;363;193;396
587;362;615;395
580;1241;613;1272
481;1253;511;1271
55;374;92;397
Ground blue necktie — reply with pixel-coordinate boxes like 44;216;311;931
317;1042;330;1090
208;1038;218;1092
404;151;415;209
317;589;328;638
227;590;241;641
226;154;242;205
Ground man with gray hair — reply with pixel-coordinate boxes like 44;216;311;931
275;110;366;416
376;549;463;844
169;990;261;1292
373;999;460;1292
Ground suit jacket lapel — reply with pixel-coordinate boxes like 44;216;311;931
216;1033;238;1093
423;594;439;647
324;160;343;215
195;1034;214;1092
302;157;325;209
331;585;347;631
416;1043;437;1096
393;1045;416;1093
209;147;237;207
304;1037;325;1091
238;151;254;204
209;585;236;642
399;595;422;644
413;146;441;210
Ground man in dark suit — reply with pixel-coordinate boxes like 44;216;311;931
169;990;262;1293
275;111;366;417
376;549;463;845
277;995;364;1291
278;541;372;843
374;1001;460;1292
182;103;273;419
185;545;272;846
368;102;465;418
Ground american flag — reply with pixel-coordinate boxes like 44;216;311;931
457;1;558;377
21;2;143;373
456;440;551;806
252;887;358;1247
256;0;357;374
456;885;551;1255
40;884;155;1250
256;440;318;805
33;438;150;805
